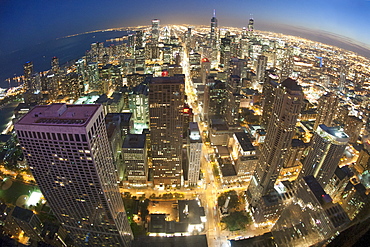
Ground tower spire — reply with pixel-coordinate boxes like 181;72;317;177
213;9;216;17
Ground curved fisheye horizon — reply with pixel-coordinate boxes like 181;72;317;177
1;0;370;54
1;1;370;247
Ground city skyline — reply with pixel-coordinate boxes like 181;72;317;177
1;0;370;56
0;5;369;245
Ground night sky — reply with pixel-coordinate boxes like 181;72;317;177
1;0;370;56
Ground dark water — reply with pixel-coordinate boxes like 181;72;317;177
0;101;19;133
0;30;129;88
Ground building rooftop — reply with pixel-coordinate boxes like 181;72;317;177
303;175;332;206
12;206;34;222
234;132;255;152
281;78;302;92
150;76;185;84
318;124;349;143
123;134;146;149
16;103;100;127
178;200;203;225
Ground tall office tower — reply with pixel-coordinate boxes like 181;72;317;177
278;139;307;182
248;18;254;33
129;83;149;132
76;58;89;93
272;176;350;247
314;92;339;130
280;47;294;82
52;56;60;74
185;27;192;49
260;70;279;128
123;133;148;186
183;104;194;136
87;62;100;92
220;37;231;69
225;75;242;126
210;10;218;65
187;122;202;186
135;30;143;48
149;76;185;187
250;78;303;201
24;61;33;80
299;124;349;188
151;19;160;42
127;34;135;57
209;80;228;118
23;61;34;91
344;116;364;143
201;57;211;85
210;10;218;47
256;55;268;83
14;104;133;246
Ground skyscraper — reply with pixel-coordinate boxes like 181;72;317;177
280;46;294;82
260;70;279;128
210;10;218;46
314;92;339;131
187;122;202;186
250;78;304;200
151;19;160;42
210;10;218;65
256;55;268;83
299;124;349;188
15;103;133;247
149;76;185;187
23;61;34;92
248;18;254;33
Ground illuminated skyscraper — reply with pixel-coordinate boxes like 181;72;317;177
15;104;133;247
250;78;303;201
187;122;202;186
248;18;254;36
151;19;160;42
51;56;59;74
210;10;218;46
280;46;294;82
299;124;349;188
256;55;267;82
201;57;211;85
210;10;218;64
314;92;339;131
149;76;185;187
23;61;34;91
343;116;364;143
260;70;279;128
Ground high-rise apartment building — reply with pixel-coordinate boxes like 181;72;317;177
260;70;279;128
187;122;202;186
299;124;349;188
250;78;303;202
149;76;185;187
314;92;339;130
151;19;160;42
344;115;363;143
23;61;34;91
15;103;133;247
256;55;267;83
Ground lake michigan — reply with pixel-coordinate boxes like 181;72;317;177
0;30;130;88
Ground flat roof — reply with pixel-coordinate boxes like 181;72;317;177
150;76;185;84
16;103;100;127
234;132;255;151
123;134;146;148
